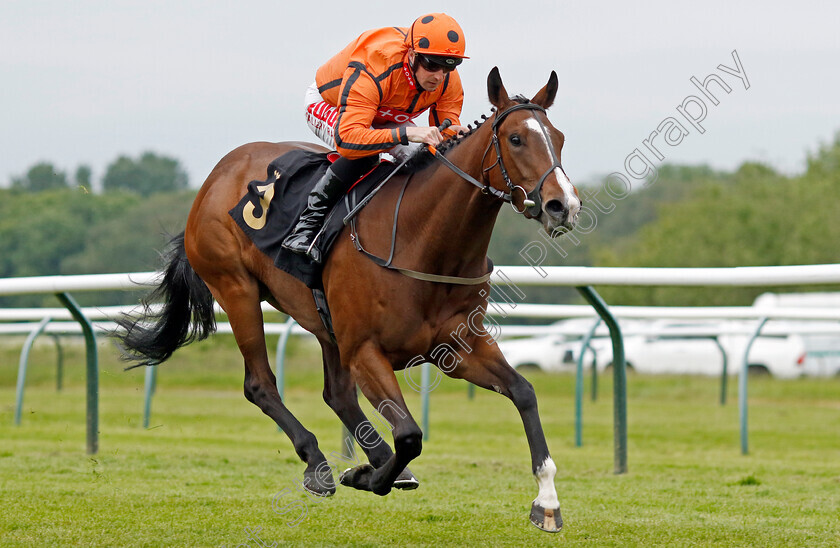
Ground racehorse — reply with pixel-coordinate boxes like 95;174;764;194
116;67;580;532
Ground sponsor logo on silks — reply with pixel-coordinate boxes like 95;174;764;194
402;62;417;90
375;107;425;125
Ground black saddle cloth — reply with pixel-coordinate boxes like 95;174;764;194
228;150;393;289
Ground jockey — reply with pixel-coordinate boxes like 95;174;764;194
283;13;469;263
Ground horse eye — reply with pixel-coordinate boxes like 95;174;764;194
509;134;522;146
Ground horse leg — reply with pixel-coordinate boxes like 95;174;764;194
209;275;335;496
319;342;419;489
444;340;562;532
336;342;422;496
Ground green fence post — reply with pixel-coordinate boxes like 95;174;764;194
14;317;52;425
273;317;298;434
740;317;768;456
274;317;297;403
713;337;728;405
142;365;157;429
55;292;99;455
575;317;601;447
576;286;627;475
421;362;431;441
51;334;64;392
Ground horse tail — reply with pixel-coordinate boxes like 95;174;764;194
115;231;216;369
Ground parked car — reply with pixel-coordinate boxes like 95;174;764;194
496;318;626;373
753;293;840;376
799;333;840;377
498;319;808;378
497;332;573;372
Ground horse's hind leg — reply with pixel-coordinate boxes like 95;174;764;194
208;274;335;496
319;342;419;490
443;340;562;532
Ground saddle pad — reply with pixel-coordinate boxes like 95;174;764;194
228;150;392;289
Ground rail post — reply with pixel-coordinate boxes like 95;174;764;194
575;317;601;447
740;317;768;455
712;337;728;405
421;362;431;441
55;292;99;455
576;286;627;474
14;317;52;425
51;334;64;391
270;317;298;434
274;317;297;403
142;365;157;429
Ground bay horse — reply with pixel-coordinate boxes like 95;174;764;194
117;67;580;532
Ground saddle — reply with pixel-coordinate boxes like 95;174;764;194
228;150;395;289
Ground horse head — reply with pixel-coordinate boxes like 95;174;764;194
485;67;581;235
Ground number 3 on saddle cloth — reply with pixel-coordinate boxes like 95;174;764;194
228;150;394;290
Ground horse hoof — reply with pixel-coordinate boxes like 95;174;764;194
529;502;563;533
302;466;336;497
393;466;419;490
339;464;375;492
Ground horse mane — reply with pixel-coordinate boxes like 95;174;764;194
400;95;533;174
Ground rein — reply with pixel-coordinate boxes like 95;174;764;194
345;101;558;286
435;102;563;217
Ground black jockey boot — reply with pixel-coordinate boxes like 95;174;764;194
282;166;347;263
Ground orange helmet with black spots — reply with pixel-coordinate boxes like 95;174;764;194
407;13;468;59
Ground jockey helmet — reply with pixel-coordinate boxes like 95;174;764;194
407;13;468;63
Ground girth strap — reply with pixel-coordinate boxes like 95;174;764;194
392;263;493;285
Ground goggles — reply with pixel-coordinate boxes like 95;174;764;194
415;53;462;74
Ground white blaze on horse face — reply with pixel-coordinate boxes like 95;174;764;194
524;119;581;221
533;456;560;509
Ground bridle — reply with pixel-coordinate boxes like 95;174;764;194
345;102;567;286
433;101;564;217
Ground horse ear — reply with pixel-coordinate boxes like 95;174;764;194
531;70;558;110
487;67;511;110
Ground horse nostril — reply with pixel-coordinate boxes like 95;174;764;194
544;199;567;220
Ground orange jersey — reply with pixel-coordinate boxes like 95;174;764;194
315;26;464;159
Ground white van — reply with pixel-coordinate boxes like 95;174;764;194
498;318;808;378
753;292;840;376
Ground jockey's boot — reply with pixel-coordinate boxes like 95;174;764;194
282;166;346;263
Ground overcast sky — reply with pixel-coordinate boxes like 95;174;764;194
2;1;839;189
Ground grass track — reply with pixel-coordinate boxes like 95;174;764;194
1;335;839;546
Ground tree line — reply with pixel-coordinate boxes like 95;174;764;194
487;133;840;307
3;135;839;307
10;152;188;195
1;152;193;306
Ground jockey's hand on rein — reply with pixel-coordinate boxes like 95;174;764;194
406;126;445;146
405;124;467;147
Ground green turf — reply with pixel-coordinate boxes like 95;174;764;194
1;335;839;546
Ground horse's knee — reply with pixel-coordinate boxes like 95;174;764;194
323;387;346;414
244;375;269;405
244;378;258;404
509;376;538;413
394;428;423;461
243;367;279;401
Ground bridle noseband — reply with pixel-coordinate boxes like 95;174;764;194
433;102;564;217
483;102;565;216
